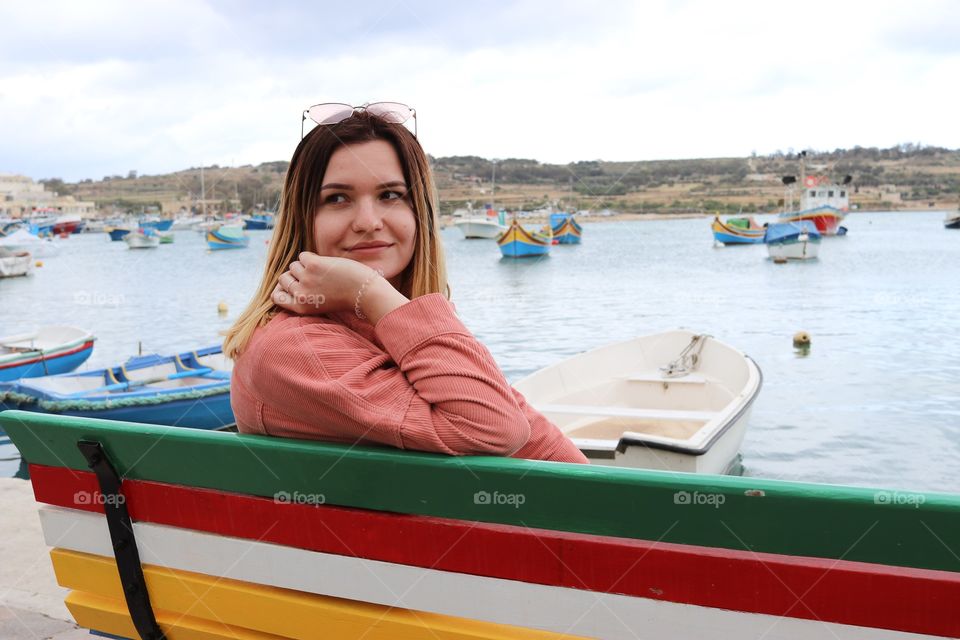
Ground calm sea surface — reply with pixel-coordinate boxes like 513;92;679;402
2;211;959;492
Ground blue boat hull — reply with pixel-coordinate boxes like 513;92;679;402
140;220;174;232
0;393;233;429
0;343;94;382
555;234;581;245
712;230;763;245
108;228;131;241
499;241;550;257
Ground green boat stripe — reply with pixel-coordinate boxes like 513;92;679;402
3;410;959;573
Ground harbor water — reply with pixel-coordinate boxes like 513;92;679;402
2;211;958;493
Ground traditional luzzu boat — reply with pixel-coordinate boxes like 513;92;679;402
711;215;765;244
513;331;761;475
0;345;233;429
550;212;583;244
764;220;821;261
0;326;95;382
206;224;250;250
2;409;959;640
497;217;551;258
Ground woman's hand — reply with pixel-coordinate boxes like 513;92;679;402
272;252;408;322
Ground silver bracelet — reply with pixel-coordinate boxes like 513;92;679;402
354;268;385;320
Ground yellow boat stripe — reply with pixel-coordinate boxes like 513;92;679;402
51;549;579;640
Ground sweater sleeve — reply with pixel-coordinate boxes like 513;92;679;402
251;294;537;457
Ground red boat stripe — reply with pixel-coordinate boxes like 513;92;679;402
0;340;94;371
28;464;960;637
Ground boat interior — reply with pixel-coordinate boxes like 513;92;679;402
17;350;231;396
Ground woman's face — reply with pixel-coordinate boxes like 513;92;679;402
313;139;417;287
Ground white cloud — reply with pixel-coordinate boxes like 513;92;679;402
1;0;958;180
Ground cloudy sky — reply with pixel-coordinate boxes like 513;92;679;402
1;0;958;182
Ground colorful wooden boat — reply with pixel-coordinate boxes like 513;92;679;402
0;326;95;382
513;331;761;474
765;221;821;261
124;228;160;249
207;225;250;250
0;345;233;429
711;216;765;244
778;169;849;235
0;247;33;278
497;218;551;258
550;212;582;244
2;409;959;640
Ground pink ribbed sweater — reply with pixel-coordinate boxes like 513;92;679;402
230;293;588;464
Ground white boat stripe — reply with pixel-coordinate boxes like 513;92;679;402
39;506;936;640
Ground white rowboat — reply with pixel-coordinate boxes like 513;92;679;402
513;330;762;474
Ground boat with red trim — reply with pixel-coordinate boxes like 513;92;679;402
2;410;958;639
0;326;95;382
777;152;850;235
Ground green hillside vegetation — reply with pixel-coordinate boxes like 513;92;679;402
45;144;960;217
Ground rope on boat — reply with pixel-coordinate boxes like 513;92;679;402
0;385;229;412
660;334;710;378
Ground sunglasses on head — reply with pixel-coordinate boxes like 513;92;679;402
301;102;417;139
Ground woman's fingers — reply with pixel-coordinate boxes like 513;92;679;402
277;271;298;291
289;261;304;278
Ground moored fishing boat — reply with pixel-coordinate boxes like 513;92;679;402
138;218;174;232
513;331;761;474
0;326;95;382
711;215;765;244
157;231;174;244
207;224;250;250
243;212;276;230
0;228;61;257
105;226;132;241
2;409;958;640
777;153;850;235
550;212;582;244
764;220;821;261
0;345;232;428
123;228;160;249
453;217;508;239
946;209;960;229
496;217;551;258
0;247;33;278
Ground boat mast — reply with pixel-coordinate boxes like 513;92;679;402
200;166;207;218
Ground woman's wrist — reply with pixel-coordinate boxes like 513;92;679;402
357;276;409;325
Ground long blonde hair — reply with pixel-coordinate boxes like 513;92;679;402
223;111;448;359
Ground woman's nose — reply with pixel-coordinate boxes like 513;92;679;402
351;197;384;232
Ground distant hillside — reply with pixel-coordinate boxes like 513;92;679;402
43;144;960;216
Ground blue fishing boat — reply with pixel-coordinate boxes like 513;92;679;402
497;218;551;258
243;212;276;230
105;226;132;241
0;326;95;382
764;220;821;261
550;212;583;244
206;225;250;250
711;216;765;244
0;345;233;429
139;219;174;232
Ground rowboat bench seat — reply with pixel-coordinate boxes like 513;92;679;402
621;372;709;384
2;409;960;640
537;403;715;422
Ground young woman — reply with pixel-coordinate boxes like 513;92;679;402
224;103;587;464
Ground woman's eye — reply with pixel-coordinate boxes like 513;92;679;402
325;193;348;204
381;190;406;201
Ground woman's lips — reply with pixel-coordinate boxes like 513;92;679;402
348;243;393;254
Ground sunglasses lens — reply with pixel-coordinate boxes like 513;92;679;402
364;102;413;124
307;103;355;125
